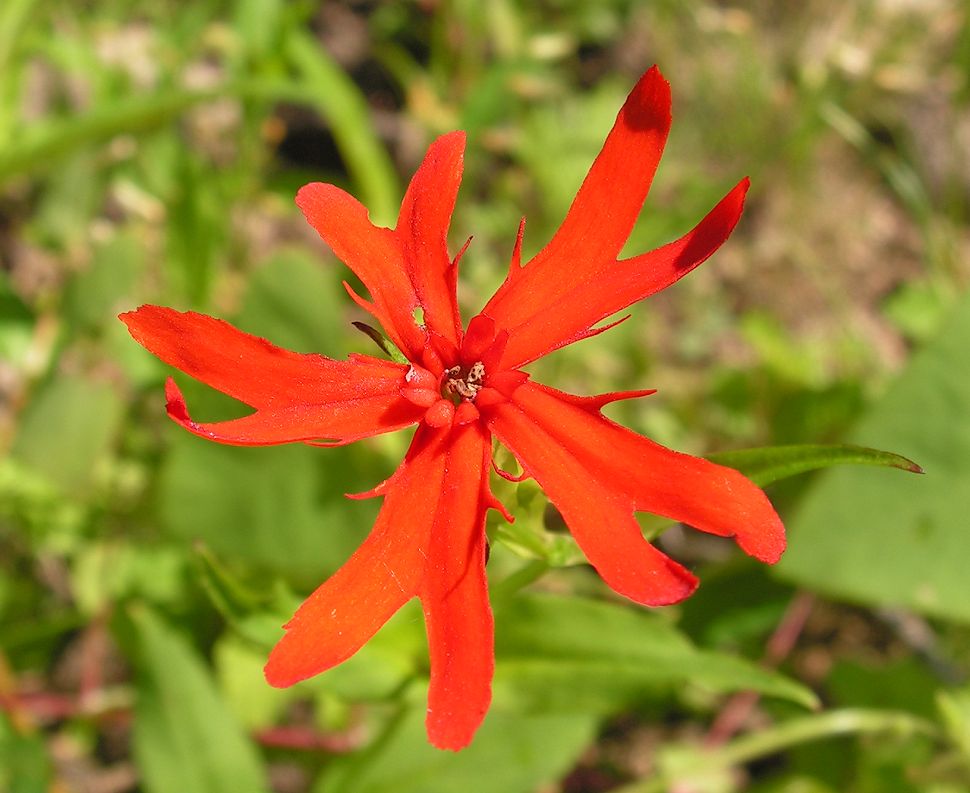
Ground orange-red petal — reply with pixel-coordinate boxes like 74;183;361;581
265;427;448;686
482;66;668;365
396;132;465;349
487;392;696;606
297;133;465;360
419;422;494;750
485;382;785;604
492;180;749;368
121;306;422;445
483;67;748;368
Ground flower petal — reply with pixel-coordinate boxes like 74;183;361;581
163;377;420;446
490;179;749;368
486;390;696;606
485;382;785;603
297;133;465;360
121;306;421;445
482;66;748;368
396;132;465;349
482;66;668;364
265;428;448;686
419;423;494;751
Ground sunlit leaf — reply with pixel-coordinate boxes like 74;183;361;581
709;443;922;488
777;290;970;621
11;376;123;496
493;594;817;713
130;606;268;793
0;713;52;793
319;707;596;793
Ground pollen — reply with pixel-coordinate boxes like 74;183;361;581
444;361;485;401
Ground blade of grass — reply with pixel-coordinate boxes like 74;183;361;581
0;66;400;224
615;708;941;793
285;31;400;224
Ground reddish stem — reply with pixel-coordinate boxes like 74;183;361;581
704;591;816;747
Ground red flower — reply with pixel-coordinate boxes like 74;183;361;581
120;66;784;751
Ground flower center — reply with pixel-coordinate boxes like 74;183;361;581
444;361;485;402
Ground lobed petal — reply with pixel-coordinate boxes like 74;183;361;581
121;306;421;445
419;422;494;751
482;66;668;365
485;382;785;604
491;179;749;368
267;421;497;749
487;392;696;605
265;427;448;686
298;133;465;360
482;66;748;368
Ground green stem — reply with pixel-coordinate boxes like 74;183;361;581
284;32;400;224
328;680;416;790
490;559;549;602
706;708;939;766
615;708;942;793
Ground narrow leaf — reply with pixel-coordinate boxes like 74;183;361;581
493;594;817;712
130;606;268;793
708;443;923;488
320;706;596;793
777;289;970;622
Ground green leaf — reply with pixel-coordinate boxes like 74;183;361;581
214;635;290;731
232;0;284;59
642;709;940;793
828;658;939;719
130;606;268;793
235;250;349;357
0;74;397;216
64;232;143;331
495;441;921;566
192;544;293;648
936;687;970;761
158;437;376;582
493;594;817;713
319;707;597;793
0;270;33;365
11;375;123;496
491;477;585;566
0;713;52;793
708;443;923;488
72;541;188;616
776;289;970;622
164;150;226;305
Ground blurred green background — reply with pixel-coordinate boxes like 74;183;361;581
2;1;970;792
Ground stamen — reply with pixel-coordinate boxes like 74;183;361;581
444;361;486;401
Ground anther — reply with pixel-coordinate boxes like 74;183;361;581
444;361;486;401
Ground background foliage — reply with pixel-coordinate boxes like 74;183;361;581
1;1;969;791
